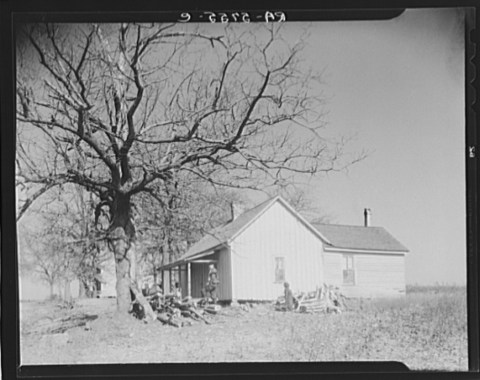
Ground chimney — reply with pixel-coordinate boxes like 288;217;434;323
364;208;371;227
230;203;244;221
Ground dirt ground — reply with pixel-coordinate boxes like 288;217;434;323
20;290;468;371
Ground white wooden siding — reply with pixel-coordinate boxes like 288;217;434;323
231;201;324;300
353;254;406;297
323;252;343;286
214;247;232;300
323;251;406;298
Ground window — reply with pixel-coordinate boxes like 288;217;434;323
343;255;355;285
275;257;285;283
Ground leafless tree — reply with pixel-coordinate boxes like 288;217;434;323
135;174;243;282
18;184;108;300
16;22;363;315
269;185;333;224
20;222;77;300
19;232;62;299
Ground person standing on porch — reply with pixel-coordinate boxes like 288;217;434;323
202;264;220;303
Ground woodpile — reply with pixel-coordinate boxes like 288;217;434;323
275;284;347;314
130;293;218;328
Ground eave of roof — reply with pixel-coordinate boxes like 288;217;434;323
324;246;408;255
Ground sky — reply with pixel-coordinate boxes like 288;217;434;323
281;8;467;285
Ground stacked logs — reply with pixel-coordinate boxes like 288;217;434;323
276;284;347;314
130;293;220;328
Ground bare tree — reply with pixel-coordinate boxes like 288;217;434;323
135;174;243;282
16;22;363;315
20;223;74;300
269;185;333;224
18;184;108;300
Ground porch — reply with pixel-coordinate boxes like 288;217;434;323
156;246;232;301
157;252;218;299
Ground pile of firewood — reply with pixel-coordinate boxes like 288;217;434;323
130;292;221;328
276;284;347;314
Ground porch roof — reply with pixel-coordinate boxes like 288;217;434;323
156;249;217;270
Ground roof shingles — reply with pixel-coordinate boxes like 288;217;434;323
312;223;408;252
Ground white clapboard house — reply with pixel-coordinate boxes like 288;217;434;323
158;196;408;300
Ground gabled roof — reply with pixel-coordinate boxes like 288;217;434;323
313;223;409;253
178;195;330;262
179;197;275;260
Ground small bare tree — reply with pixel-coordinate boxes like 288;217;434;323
16;22;363;315
20;232;63;299
20;221;78;301
18;184;109;300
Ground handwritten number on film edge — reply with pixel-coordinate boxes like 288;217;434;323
178;12;286;23
178;13;191;23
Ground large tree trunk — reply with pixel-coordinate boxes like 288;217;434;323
109;193;156;319
110;225;133;313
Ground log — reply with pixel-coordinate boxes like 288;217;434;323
299;306;308;313
157;312;182;328
130;284;157;322
157;312;170;323
203;305;222;314
295;294;305;311
181;310;195;319
205;304;221;312
189;307;211;324
299;299;318;305
172;301;193;311
169;318;182;328
28;314;98;335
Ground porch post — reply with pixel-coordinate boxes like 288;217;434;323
178;265;181;293
187;262;191;297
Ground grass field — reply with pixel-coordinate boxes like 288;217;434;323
20;285;468;370
283;285;468;370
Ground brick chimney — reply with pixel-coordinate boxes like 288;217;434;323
230;203;244;221
364;208;371;227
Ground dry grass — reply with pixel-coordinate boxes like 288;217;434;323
283;286;468;370
20;286;468;371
